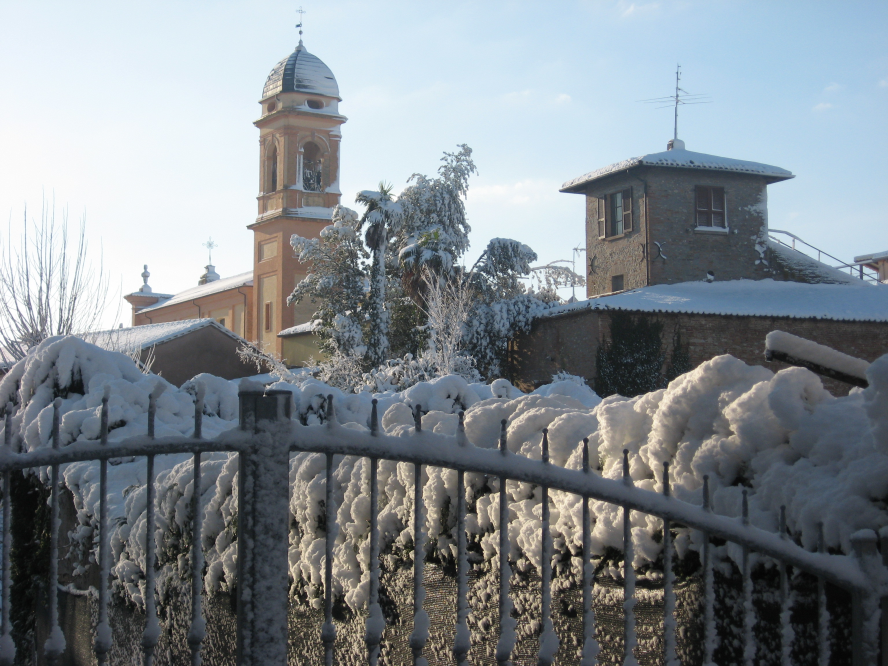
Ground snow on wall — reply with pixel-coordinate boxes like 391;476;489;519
1;336;887;618
766;330;871;380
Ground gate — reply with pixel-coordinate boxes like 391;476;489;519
0;385;886;665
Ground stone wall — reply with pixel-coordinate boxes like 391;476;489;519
580;167;787;298
511;309;888;396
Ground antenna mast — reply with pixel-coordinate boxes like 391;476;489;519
674;64;681;141
638;66;711;142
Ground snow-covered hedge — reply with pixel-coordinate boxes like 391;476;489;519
1;336;886;615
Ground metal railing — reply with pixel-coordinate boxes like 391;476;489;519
769;229;880;284
1;386;887;665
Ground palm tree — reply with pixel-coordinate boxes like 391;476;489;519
355;183;402;365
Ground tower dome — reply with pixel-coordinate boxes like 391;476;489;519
262;41;340;101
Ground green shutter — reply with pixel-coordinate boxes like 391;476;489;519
598;196;607;238
623;188;633;232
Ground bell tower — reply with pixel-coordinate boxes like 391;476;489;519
250;38;347;356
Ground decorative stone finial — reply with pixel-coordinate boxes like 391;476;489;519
139;264;152;293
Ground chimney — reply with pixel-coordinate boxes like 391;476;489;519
667;138;686;151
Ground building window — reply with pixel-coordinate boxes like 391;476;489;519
264;302;273;331
266;145;278;193
597;188;633;238
611;275;624;292
267;102;276;113
306;99;323;110
696;186;726;227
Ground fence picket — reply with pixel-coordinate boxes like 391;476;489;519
662;463;676;666
701;475;715;666
44;399;64;665
741;490;755;666
581;439;598;666
0;404;13;666
538;429;557;666
496;419;515;666
453;412;470;666
322;451;336;666
366;401;383;666
95;386;112;665
622;450;636;665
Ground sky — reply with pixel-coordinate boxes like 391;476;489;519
0;1;885;327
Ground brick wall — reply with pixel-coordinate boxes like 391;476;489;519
511;309;888;396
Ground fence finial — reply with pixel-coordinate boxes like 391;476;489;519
662;461;670;497
370;399;379;436
742;489;749;526
779;505;786;538
100;385;111;445
702;475;710;512
3;402;11;450
193;381;205;440
541;428;549;464
413;404;422;433
325;394;335;425
582;438;589;473
499;419;507;455
52;398;62;450
622;449;631;486
457;411;467;448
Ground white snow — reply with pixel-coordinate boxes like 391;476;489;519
561;147;794;192
766;330;871;380
543;278;888;322
84;319;249;353
137;271;253;314
2;334;888;632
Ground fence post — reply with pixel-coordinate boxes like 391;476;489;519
235;389;292;666
881;527;888;666
851;529;881;666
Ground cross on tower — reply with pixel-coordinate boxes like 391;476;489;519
296;6;306;41
203;237;218;265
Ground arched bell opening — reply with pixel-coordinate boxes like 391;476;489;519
302;141;323;192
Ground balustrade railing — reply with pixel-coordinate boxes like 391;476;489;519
0;385;886;665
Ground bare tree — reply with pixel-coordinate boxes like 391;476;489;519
0;201;113;363
420;269;478;379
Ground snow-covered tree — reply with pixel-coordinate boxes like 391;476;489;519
355;185;403;366
288;205;369;358
420;270;479;381
396;145;477;304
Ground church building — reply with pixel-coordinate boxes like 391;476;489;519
124;37;343;365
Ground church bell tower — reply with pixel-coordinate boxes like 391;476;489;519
250;37;346;355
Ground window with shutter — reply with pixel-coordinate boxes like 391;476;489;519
597;197;606;238
622;188;633;232
611;191;625;236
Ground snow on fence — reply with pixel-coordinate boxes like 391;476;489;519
2;384;888;666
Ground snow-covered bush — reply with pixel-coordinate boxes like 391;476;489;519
3;336;887;621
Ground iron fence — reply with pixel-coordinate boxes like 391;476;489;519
0;386;886;666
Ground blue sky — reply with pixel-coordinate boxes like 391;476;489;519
0;0;885;323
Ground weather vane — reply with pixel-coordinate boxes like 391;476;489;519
638;65;711;141
203;237;218;265
296;6;306;41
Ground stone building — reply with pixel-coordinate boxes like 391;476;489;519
124;37;343;364
559;138;859;296
513;140;888;393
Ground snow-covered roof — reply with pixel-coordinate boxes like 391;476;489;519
262;41;340;100
561;147;794;192
278;320;319;337
138;271;253;314
768;241;863;286
84;318;250;351
541;279;888;323
854;250;888;264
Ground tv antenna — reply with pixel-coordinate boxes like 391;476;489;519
638;65;711;141
296;6;306;42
